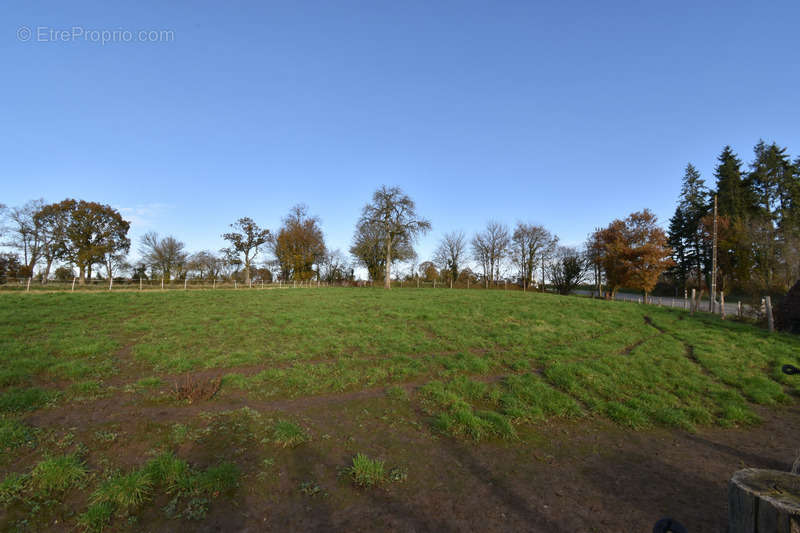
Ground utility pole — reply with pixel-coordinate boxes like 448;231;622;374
711;194;718;314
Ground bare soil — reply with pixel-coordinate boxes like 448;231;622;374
16;390;800;533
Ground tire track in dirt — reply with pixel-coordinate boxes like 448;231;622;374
617;316;663;356
646;315;728;387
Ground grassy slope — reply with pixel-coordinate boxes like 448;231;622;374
1;288;800;530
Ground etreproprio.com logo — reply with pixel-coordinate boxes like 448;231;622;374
17;25;174;45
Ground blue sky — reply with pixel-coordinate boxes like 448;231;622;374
3;1;800;271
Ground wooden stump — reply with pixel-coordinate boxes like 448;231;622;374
729;468;800;533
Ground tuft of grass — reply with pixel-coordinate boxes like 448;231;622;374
90;469;153;512
272;420;308;448
145;452;190;492
77;501;114;533
190;462;240;495
385;385;408;401
421;379;517;441
0;387;55;413
170;423;191;444
29;453;87;494
348;453;385;487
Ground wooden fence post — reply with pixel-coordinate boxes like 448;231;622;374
109;277;113;291
765;296;774;332
738;301;742;319
161;278;164;290
721;291;726;320
26;277;31;292
72;277;76;292
690;289;696;315
139;278;142;291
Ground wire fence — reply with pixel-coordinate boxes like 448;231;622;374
573;290;764;321
0;276;772;323
0;276;532;292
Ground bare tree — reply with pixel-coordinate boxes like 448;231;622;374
139;232;187;282
187;251;225;281
223;217;270;284
356;186;431;289
319;249;353;283
548;246;589;295
104;252;131;281
511;223;557;291
434;231;467;288
33;202;71;282
3;199;45;277
350;218;415;282
471;221;510;287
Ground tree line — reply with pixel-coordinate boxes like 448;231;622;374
5;147;796;300
0;186;677;296
0;199;352;286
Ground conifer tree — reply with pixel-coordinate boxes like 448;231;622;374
667;164;710;290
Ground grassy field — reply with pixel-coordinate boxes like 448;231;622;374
1;288;800;531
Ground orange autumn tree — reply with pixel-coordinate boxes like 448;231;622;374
592;209;673;302
272;205;326;281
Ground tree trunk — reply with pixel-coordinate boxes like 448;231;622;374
79;265;86;285
43;258;53;284
384;240;391;289
729;468;800;533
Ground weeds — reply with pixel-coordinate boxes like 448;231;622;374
80;452;240;531
90;469;153;511
29;453;87;494
348;453;385;487
173;374;221;403
272;420;308;447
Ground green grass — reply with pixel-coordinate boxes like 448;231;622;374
90;469;153;511
348;453;385;487
272;419;309;447
2;289;799;431
0;387;55;413
29;453;87;494
2;288;800;529
0;472;26;504
81;453;240;531
0;418;36;451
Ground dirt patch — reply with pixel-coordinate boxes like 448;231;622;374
16;389;800;532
